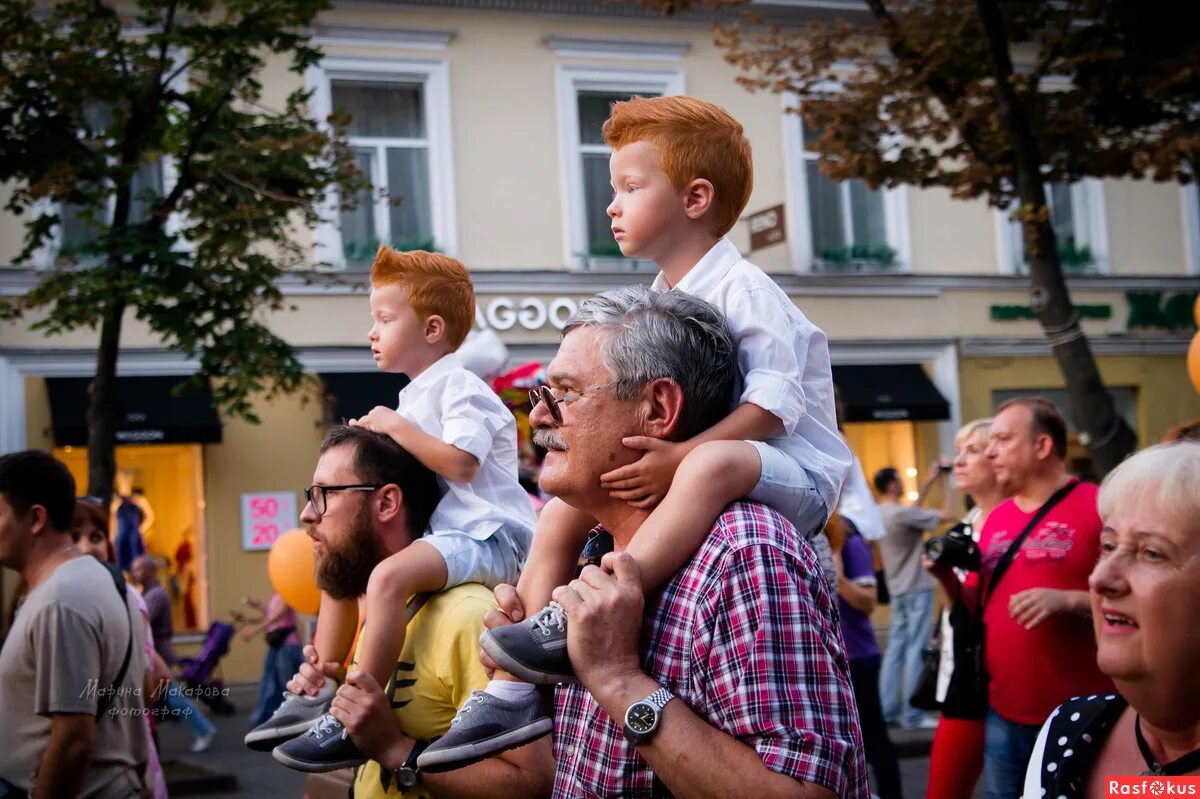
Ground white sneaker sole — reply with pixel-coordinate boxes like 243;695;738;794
271;744;367;773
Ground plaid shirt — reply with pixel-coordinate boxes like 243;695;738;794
552;501;869;799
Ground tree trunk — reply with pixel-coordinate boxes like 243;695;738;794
86;293;125;501
974;0;1137;477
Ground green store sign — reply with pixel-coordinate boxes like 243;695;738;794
990;291;1198;331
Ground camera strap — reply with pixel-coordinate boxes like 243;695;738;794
981;478;1078;610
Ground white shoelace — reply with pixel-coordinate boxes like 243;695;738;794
530;601;567;637
309;714;344;739
450;691;487;725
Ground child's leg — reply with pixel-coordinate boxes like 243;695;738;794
356;540;448;689
624;440;763;593
309;591;359;685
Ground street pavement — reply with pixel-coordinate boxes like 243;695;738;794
156;683;970;798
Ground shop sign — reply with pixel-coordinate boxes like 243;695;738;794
477;297;580;332
1126;291;1198;331
990;304;1112;321
241;491;298;552
747;204;786;252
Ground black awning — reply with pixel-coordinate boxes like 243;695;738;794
832;364;950;423
47;376;222;446
320;373;410;424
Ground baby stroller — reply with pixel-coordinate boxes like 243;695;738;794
177;620;238;716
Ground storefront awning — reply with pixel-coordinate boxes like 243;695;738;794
832;364;950;423
320;372;410;424
46;376;222;446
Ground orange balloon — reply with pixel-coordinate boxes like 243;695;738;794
1189;331;1200;395
1194;293;1200;328
268;528;321;616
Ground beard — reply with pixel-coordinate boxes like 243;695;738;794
313;501;386;600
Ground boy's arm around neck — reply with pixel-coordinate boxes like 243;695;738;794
688;402;783;450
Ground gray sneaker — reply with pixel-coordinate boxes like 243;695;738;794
416;691;553;773
479;601;576;685
244;681;337;751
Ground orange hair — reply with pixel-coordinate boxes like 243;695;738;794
603;95;753;237
370;246;475;350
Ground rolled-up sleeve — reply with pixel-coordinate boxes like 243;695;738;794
439;377;505;465
692;543;865;797
727;288;809;436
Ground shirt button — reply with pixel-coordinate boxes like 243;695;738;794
565;745;575;756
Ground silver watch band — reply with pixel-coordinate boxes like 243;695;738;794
643;686;674;711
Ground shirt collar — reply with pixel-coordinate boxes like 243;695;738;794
650;238;741;295
400;352;462;396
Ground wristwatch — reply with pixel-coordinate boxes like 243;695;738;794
393;740;429;790
622;686;675;744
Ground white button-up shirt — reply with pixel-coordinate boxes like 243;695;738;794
395;353;536;548
652;238;851;515
838;451;888;541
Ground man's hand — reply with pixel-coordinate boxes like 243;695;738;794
479;583;527;678
600;437;687;509
350;406;406;437
1008;588;1072;629
287;644;347;696
551;552;644;688
330;670;411;768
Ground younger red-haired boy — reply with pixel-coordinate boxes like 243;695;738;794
416;95;852;772
248;246;536;773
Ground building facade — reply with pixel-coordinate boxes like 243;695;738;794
2;0;1197;679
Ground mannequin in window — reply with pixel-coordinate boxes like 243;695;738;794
111;468;154;573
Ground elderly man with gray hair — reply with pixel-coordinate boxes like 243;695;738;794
428;286;867;798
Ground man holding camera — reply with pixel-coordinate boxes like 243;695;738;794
874;463;956;730
929;397;1111;799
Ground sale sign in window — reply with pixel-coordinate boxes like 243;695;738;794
241;492;299;551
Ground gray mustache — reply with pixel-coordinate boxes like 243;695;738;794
532;428;569;451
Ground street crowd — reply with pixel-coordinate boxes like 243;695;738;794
1;95;1198;799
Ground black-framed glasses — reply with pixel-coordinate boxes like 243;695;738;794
528;382;620;425
304;484;383;516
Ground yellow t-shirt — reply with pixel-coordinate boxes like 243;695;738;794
351;583;494;799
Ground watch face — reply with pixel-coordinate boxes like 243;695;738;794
626;702;657;734
396;768;418;789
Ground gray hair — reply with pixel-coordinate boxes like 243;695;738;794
1098;441;1200;528
564;285;740;440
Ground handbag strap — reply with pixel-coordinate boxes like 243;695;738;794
982;479;1078;610
96;560;134;719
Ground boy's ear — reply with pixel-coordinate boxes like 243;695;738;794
683;178;715;223
424;314;446;345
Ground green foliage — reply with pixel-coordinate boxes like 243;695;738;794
587;239;626;258
816;243;898;269
0;0;365;422
343;237;438;265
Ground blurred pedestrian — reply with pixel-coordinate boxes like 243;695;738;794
74;498;170;799
875;463;955;729
237;593;306;729
0;451;149;798
132;555;217;753
828;513;904;799
1022;442;1200;796
925;418;1011;799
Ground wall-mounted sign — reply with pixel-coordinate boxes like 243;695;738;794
475;297;580;332
241;491;298;552
1126;291;1198;331
747;204;786;252
990;304;1112;321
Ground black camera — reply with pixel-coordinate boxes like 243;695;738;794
925;521;980;572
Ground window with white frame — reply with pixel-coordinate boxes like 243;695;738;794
309;58;456;270
34;98;178;268
556;66;684;270
785;111;910;273
1183;184;1200;275
997;180;1107;274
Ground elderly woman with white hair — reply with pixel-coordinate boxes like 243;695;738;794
1022;442;1200;797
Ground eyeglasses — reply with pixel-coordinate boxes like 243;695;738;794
528;382;620;425
304;484;383;516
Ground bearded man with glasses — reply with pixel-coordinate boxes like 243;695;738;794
271;426;552;798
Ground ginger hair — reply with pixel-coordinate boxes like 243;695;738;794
602;95;753;237
369;246;475;350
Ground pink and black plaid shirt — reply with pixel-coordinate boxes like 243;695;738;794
552;501;869;799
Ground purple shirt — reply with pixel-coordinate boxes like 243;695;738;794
837;532;881;661
552;501;868;799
